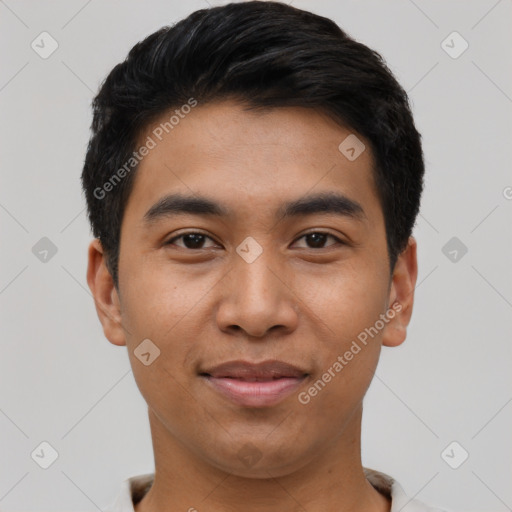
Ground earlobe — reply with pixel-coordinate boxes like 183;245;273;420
382;236;418;348
86;239;127;346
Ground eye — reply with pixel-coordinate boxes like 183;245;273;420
293;231;344;249
165;230;345;251
165;232;219;250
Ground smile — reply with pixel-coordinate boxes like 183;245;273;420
199;359;309;408
200;375;308;407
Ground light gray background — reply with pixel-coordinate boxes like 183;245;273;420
1;1;511;511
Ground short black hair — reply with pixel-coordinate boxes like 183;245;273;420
81;0;425;289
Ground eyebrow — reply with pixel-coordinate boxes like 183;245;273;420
142;191;367;225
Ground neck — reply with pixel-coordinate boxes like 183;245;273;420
135;405;390;512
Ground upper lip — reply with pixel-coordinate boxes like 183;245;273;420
200;360;308;380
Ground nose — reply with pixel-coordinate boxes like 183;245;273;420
215;249;299;339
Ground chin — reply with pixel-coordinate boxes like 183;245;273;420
202;439;313;479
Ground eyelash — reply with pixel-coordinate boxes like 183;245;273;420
164;231;345;250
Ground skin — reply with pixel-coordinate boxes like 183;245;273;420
87;100;418;512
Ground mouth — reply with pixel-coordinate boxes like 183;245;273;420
199;360;309;408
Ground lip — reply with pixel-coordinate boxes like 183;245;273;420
199;360;309;408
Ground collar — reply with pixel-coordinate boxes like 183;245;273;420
105;468;446;511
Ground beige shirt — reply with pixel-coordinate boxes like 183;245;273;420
104;468;448;511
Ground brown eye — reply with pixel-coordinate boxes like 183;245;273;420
293;232;343;249
166;232;217;249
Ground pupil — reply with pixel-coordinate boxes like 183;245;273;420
184;234;204;249
307;233;326;248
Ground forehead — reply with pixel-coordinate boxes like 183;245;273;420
123;100;382;228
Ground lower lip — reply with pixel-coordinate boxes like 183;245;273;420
201;375;307;407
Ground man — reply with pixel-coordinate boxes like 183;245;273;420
82;2;447;510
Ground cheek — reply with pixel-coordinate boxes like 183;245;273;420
297;259;388;342
119;258;218;338
119;267;208;418
297;260;388;388
118;263;213;400
296;273;385;422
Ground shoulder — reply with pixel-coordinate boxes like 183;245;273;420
103;473;154;512
364;467;451;512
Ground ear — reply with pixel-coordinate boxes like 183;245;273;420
86;239;126;346
382;236;418;348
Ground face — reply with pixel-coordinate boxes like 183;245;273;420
87;100;417;478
